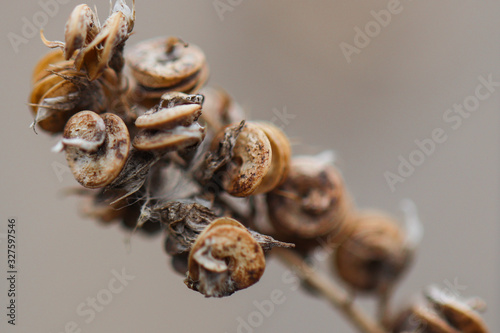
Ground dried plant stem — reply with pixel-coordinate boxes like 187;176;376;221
377;290;392;330
273;248;386;333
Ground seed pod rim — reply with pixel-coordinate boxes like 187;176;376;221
251;121;291;195
211;122;272;197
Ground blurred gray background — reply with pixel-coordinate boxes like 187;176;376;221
0;0;498;332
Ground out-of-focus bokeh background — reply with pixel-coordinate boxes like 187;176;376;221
1;0;498;332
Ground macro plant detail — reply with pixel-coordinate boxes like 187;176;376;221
27;1;490;332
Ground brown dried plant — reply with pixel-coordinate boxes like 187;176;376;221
28;1;490;332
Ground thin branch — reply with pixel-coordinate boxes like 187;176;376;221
377;290;392;330
273;247;386;333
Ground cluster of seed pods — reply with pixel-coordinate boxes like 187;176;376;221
27;2;490;330
393;286;489;333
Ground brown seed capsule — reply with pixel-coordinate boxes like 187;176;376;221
133;122;206;152
64;111;130;188
185;217;265;297
251;121;291;195
425;286;489;333
267;155;351;243
393;305;460;333
210;122;272;197
126;36;208;106
135;92;203;129
31;74;109;133
63;4;100;59
199;86;245;132
334;212;410;293
30;73;66;113
74;0;135;79
32;79;81;133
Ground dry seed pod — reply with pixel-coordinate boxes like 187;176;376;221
31;75;109;133
425;286;489;333
135;92;203;130
267;155;351;241
31;79;81;133
393;305;460;333
64;112;130;188
30;73;65;113
185;217;265;297
334;212;411;293
75;0;135;79
126;36;208;105
199;86;245;132
64;4;100;59
210;122;272;197
133;122;206;152
251;121;291;195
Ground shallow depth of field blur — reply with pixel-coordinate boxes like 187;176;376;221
0;1;498;332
